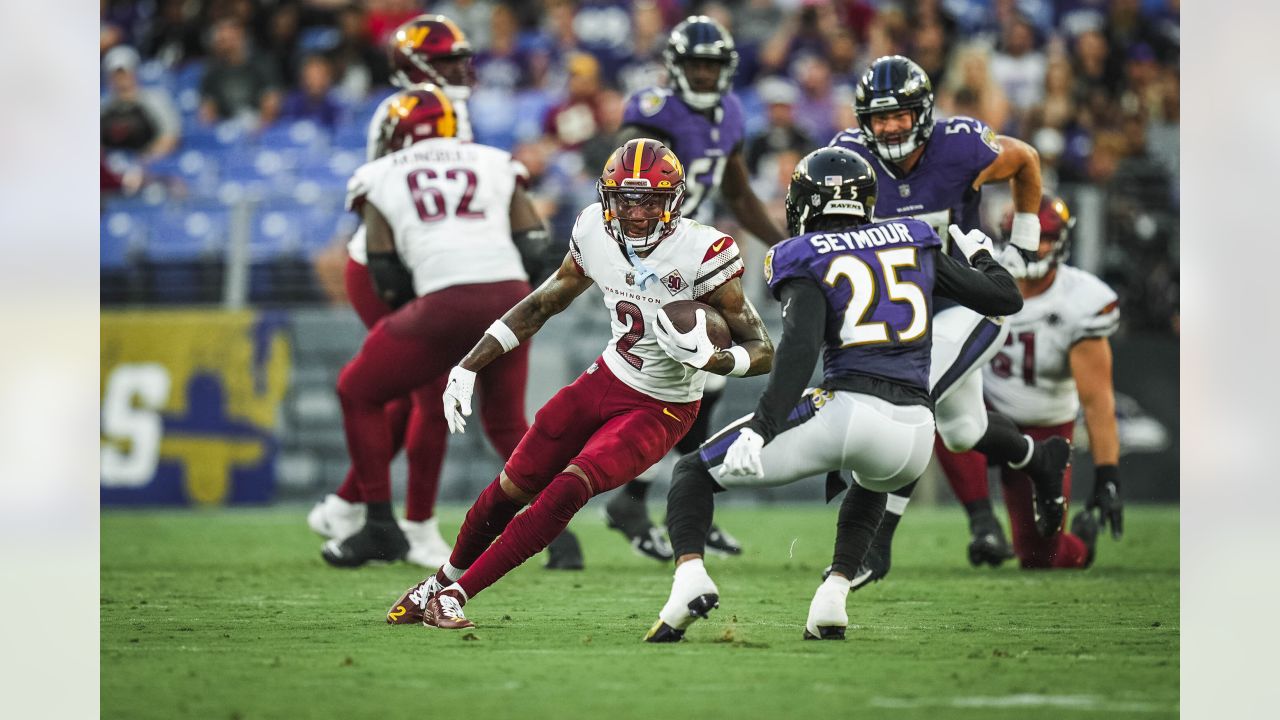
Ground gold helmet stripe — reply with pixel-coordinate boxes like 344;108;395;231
632;140;645;179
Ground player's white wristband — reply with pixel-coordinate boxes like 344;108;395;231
485;319;520;353
1009;212;1041;253
726;345;751;378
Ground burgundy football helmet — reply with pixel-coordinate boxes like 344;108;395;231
388;15;474;89
1000;194;1075;280
597;139;687;252
376;84;458;155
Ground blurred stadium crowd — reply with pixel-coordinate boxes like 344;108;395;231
100;0;1178;334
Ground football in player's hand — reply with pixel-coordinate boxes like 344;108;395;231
661;300;732;349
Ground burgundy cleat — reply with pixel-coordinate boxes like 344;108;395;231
424;591;475;630
386;575;444;625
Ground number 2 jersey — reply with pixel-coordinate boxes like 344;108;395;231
345;136;528;296
982;265;1120;426
569;203;744;403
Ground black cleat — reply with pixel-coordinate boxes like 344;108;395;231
1071;509;1100;568
848;541;891;591
967;517;1015;567
321;520;409;568
1027;436;1071;537
803;626;847;641
643;593;719;643
604;492;673;562
705;524;743;556
544;529;585;570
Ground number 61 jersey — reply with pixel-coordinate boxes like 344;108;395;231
569;203;744;403
345;136;529;296
764;218;941;393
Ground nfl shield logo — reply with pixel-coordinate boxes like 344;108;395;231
899;183;911;198
662;270;685;295
625;271;635;286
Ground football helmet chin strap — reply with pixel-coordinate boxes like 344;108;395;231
872;129;924;163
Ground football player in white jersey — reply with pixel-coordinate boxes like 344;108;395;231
320;85;551;569
384;139;774;630
309;15;500;565
937;195;1122;568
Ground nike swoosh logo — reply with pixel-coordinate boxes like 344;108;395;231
712;239;727;252
782;297;791;317
662;408;679;421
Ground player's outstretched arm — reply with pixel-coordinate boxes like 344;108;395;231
457;252;594;374
361;202;415;309
742;278;826;443
973;135;1043;252
1071;336;1123;538
700;276;774;378
933;241;1023;318
508;183;553;284
721;150;786;245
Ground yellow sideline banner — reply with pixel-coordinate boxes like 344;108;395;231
100;310;291;505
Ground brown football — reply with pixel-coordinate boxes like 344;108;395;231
661;300;732;349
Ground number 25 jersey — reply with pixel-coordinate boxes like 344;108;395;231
569;203;744;403
764;218;941;393
346;136;528;296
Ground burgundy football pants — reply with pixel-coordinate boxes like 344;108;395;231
934;420;1088;568
336;266;531;515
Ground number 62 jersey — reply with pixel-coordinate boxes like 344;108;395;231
345;136;529;296
983;265;1120;427
568;203;744;403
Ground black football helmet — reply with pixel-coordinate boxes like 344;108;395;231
854;55;935;163
785;147;878;236
663;16;739;111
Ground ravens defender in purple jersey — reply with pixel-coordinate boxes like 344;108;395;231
547;16;786;568
645;147;1022;642
827;55;1069;585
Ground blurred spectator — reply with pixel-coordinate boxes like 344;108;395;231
744;77;812;177
473;4;524;91
330;4;388;104
615;0;668;96
138;0;203;67
281;54;345;130
910;22;951;89
263;2;303;89
198;19;282;127
790;54;848;146
100;46;181;160
1072;29;1122;100
431;0;496;52
365;0;420;48
990;15;1047;120
937;44;1010;132
542;53;606;150
580;88;627;174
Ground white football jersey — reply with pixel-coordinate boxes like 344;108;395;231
569;203;745;403
982;265;1120;426
345;137;526;296
348;89;474;264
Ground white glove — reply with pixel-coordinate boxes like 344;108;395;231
719;428;765;479
947;224;995;263
442;366;476;434
1008;211;1042;253
654;308;716;369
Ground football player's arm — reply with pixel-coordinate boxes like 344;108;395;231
972;135;1042;214
1070;335;1124;538
509;183;553;284
932;247;1023;317
700;276;774;378
721;149;786;245
457;252;594;373
743;279;826;443
361;201;415;309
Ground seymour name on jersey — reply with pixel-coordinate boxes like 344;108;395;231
806;220;923;254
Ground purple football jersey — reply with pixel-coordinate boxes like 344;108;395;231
622;87;746;220
764;218;942;392
828;116;1001;257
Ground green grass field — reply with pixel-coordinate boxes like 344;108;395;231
101;504;1178;719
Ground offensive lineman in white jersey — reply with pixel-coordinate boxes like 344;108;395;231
309;15;500;565
937;195;1123;568
321;85;551;568
384;139;773;630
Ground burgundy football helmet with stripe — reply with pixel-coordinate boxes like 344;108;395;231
377;84;458;154
597;139;687;253
388;15;474;89
1000;195;1076;280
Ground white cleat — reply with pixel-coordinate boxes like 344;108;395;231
804;576;851;640
307;494;366;541
644;560;720;643
399;517;453;569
